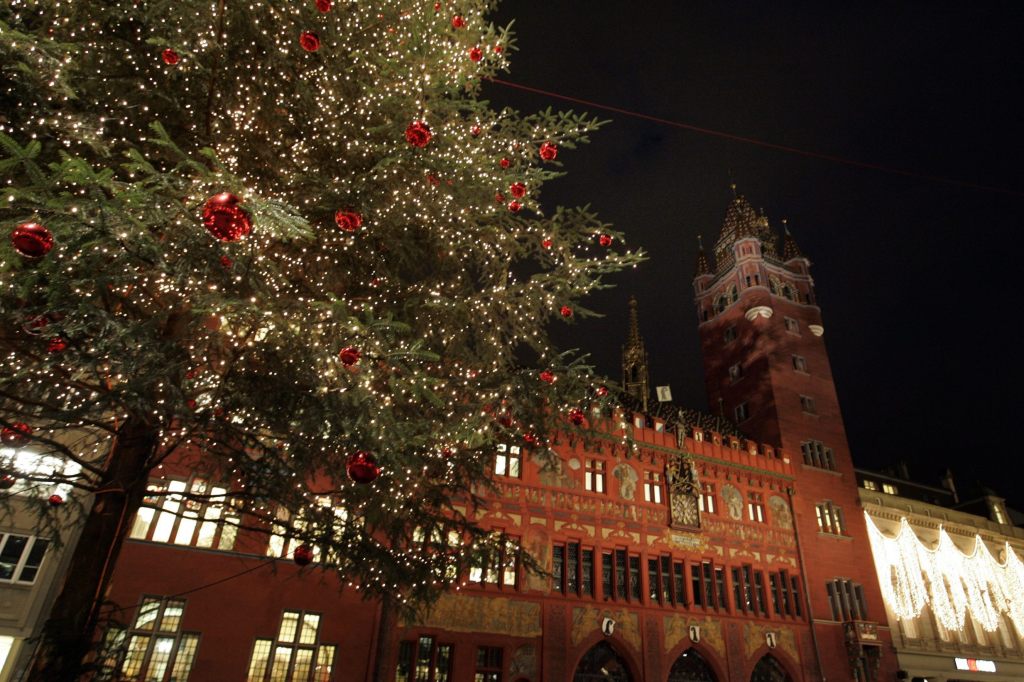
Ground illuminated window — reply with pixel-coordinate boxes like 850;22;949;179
734;402;749;422
643;471;663;504
246;611;336;682
469;535;519;589
100;597;200;682
862;479;878;491
584;459;605;493
551;541;594;597
768;570;802;618
799;395;816;414
395;637;453;682
130;477;239;551
474;647;503;682
801;440;835;470
0;447;81;500
494;444;521;479
747;493;766;523
0;533;48;583
826;579;868;621
881;483;898;495
699;483;716;514
267;496;348;563
815;501;846;535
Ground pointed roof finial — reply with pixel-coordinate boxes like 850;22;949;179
782;220;805;261
730;182;738;199
695;235;711;276
627;295;641;346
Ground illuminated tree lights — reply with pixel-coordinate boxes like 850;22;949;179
0;0;643;677
865;513;1024;635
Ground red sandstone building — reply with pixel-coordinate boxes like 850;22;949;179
55;194;901;681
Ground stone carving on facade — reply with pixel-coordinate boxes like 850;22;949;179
722;483;743;520
410;594;542;638
571;607;641;653
509;645;537;680
666;454;701;529
613;462;638;500
768;495;792;529
663;615;726;658
532;450;577;489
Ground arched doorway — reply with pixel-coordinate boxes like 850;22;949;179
668;648;717;681
573;642;633;682
750;655;791;682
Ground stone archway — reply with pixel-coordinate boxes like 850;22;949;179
667;648;718;682
572;641;633;682
750;654;792;682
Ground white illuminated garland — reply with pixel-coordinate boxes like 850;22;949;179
865;512;1024;635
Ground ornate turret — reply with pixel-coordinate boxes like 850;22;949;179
782;220;805;262
712;191;777;272
694;235;711;277
621;296;649;412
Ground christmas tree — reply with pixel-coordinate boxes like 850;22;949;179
0;1;641;678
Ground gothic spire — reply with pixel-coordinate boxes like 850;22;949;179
782;220;805;261
622;296;649;412
695;235;711;277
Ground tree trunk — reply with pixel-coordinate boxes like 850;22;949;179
26;417;159;682
372;594;398;682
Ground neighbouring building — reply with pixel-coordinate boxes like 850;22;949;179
859;467;1024;682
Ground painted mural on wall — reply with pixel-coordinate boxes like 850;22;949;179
410;594;542;638
721;483;743;520
613;462;638;501
768;495;792;529
571;607;641;653
666;454;700;529
532;450;577;489
742;622;799;667
664;615;726;659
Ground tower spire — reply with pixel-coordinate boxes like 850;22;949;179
782;219;805;261
622;296;650;412
695;235;711;276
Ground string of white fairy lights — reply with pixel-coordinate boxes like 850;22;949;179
865;512;1024;634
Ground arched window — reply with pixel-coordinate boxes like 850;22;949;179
750;655;791;682
668;648;717;681
573;642;632;682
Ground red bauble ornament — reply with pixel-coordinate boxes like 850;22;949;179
433;2;441;11
568;408;585;426
499;158;510;169
339;346;361;366
539;370;555;384
523;433;537;445
11;222;54;259
539;141;558;161
468;47;483;62
48;494;64;506
451;15;465;28
509;182;526;198
405;121;432;148
1;422;32;447
494;192;506;204
0;474;15;490
202;193;252;242
334;210;363;232
220;255;233;268
47;336;67;353
508;201;522;213
299;31;321;52
293;544;315;566
186;399;197;410
542;238;553;249
161;48;180;65
315;0;332;12
346;450;381;483
470;125;482;137
494;44;504;54
23;314;52;335
596;384;609;397
560;305;573;318
599;234;613;247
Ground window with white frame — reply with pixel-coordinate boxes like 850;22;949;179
0;447;80;500
584;459;606;493
747;492;766;523
267;496;348;563
699;482;716;514
100;596;200;682
0;533;48;583
643;471;663;504
494;444;521;478
246;611;337;682
469;534;519;589
815;501;846;535
130;477;239;551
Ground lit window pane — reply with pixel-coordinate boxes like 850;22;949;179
130;507;156;540
314;645;336;682
171;634;200;681
247;639;273;682
494;455;507;476
219;516;239;551
152;481;187;543
121;635;150;677
160;600;185;632
278;612;300;643
270;646;293;682
508;457;520;478
145;636;175;682
300;613;320;644
174;513;198;546
292;648;314;680
135;599;161;631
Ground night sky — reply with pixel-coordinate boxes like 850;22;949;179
485;3;1024;506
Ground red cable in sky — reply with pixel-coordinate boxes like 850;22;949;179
488;77;1024;199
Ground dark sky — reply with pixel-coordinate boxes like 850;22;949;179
485;2;1024;505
